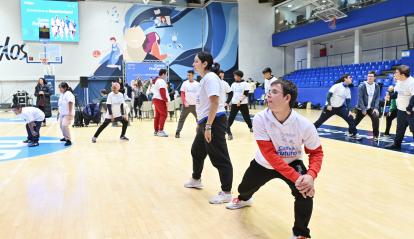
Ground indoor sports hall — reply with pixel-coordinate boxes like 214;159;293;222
0;0;414;238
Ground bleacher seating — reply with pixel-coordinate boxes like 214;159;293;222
284;59;401;88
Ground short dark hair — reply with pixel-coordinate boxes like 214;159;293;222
396;65;410;77
368;71;376;76
187;70;194;75
336;74;352;84
262;67;272;74
271;79;297;108
159;69;167;76
11;104;22;110
233;70;244;78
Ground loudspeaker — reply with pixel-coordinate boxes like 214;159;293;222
80;76;88;88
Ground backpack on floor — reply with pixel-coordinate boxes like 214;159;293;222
72;106;84;127
82;103;101;126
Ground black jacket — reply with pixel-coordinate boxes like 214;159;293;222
34;84;52;117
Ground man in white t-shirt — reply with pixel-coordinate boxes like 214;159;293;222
385;65;414;150
314;74;361;140
175;70;201;138
248;79;257;109
218;70;232;110
12;105;45;147
152;69;170;137
226;79;323;239
226;70;253;140
262;67;277;97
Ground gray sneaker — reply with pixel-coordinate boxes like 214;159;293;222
184;178;204;189
209;191;232;204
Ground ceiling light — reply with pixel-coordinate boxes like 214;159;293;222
287;4;292;8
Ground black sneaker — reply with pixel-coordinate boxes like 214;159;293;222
28;142;39;147
64;140;72;146
60;138;67;142
23;139;32;143
175;132;180;138
228;134;233;140
385;143;401;150
250;128;253;133
120;136;129;141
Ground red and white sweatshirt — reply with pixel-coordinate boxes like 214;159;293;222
152;77;169;102
253;109;323;183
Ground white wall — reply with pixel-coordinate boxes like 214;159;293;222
309;27;407;68
238;0;284;82
0;1;131;103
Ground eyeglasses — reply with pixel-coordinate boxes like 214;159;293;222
267;89;283;95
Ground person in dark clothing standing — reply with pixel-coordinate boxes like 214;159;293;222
34;77;51;126
226;70;253;140
352;71;381;140
384;85;397;136
314;74;361;140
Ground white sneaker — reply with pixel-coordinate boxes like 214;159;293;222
184;178;204;189
209;191;232;204
157;131;168;137
226;198;253;209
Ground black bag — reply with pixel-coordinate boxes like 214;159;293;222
72;107;84;127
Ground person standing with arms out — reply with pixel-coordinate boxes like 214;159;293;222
34;77;51;126
353;71;381;140
184;52;233;204
314;74;361;140
226;80;323;239
248;78;256;109
152;69;169;137
385;65;414;150
92;82;129;143
12;104;45;147
384;85;397;137
226;70;253;140
262;67;277;97
175;70;200;138
58;82;75;146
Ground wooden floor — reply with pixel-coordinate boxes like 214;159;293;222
0;108;413;239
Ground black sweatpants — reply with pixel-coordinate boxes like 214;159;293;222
93;117;128;138
314;105;357;135
353;108;379;137
384;110;397;135
237;160;313;238
191;115;233;192
227;104;252;135
393;110;414;146
133;97;143;117
26;121;42;143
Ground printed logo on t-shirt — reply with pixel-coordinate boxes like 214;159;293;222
277;146;301;157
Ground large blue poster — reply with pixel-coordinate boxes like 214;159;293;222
125;62;167;84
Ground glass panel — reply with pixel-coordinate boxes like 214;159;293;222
407;15;414;49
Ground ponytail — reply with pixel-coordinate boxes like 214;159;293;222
211;62;221;75
59;82;73;93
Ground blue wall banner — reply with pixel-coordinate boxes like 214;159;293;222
125;62;167;84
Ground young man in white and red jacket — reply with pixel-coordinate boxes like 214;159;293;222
152;69;170;137
226;79;323;239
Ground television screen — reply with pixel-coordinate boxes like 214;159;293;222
21;0;79;42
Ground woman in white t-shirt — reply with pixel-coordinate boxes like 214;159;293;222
313;74;360;140
226;70;253;140
92;82;129;143
183;51;233;205
58;82;75;146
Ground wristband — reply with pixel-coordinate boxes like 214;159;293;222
205;124;212;130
